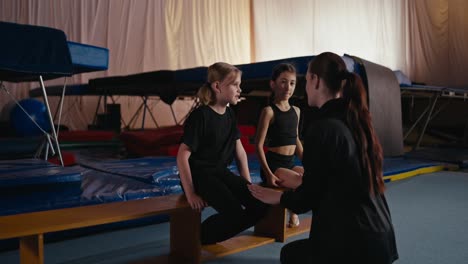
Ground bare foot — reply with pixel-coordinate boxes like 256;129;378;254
288;212;300;228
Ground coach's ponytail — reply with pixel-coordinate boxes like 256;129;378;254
342;72;385;195
309;52;385;195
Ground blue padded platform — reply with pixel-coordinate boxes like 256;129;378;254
400;84;468;94
237;56;313;80
0;21;73;82
29;84;99;97
27;42;109;95
87;55;359;105
88;69;199;105
27;42;109;97
0;22;109;82
2;22;108;97
67;41;109;74
0;22;109;166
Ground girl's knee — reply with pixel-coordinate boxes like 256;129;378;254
280;243;294;263
280;239;311;263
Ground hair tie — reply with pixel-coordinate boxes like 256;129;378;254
341;71;351;80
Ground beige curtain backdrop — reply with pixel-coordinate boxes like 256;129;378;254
252;0;408;73
408;0;468;87
1;0;467;130
0;0;251;129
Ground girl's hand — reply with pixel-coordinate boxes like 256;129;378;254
186;193;207;212
267;173;283;187
248;184;282;205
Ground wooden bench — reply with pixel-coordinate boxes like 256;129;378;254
255;203;311;242
0;195;199;264
0;194;310;264
199;207;311;263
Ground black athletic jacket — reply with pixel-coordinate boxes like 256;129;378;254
281;98;399;264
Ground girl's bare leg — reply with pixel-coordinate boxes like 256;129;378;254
275;167;304;228
275;167;303;189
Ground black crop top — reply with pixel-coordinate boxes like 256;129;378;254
266;104;298;147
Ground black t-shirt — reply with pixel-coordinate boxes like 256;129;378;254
182;105;240;170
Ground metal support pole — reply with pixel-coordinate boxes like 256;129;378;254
39;76;64;166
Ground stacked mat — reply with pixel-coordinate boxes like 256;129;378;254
383;156;456;182
0;159;83;216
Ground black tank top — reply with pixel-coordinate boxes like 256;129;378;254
266;104;298;147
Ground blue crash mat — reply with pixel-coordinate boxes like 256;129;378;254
0;154;453;252
79;157;179;184
0;165;170;216
383;157;448;176
79;156;265;185
80;168;171;203
3;155;448;217
405;147;468;168
0;159;83;216
0;162;83;216
0;164;82;187
0;158;55;173
0;166;170;251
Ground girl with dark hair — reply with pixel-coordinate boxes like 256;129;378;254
249;52;398;263
177;62;268;245
255;63;304;227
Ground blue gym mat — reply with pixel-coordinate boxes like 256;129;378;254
0;154;453;217
0;154;455;251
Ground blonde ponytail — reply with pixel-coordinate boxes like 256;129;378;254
197;62;241;105
197;82;215;105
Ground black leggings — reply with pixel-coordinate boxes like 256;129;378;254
191;167;269;244
280;239;313;263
